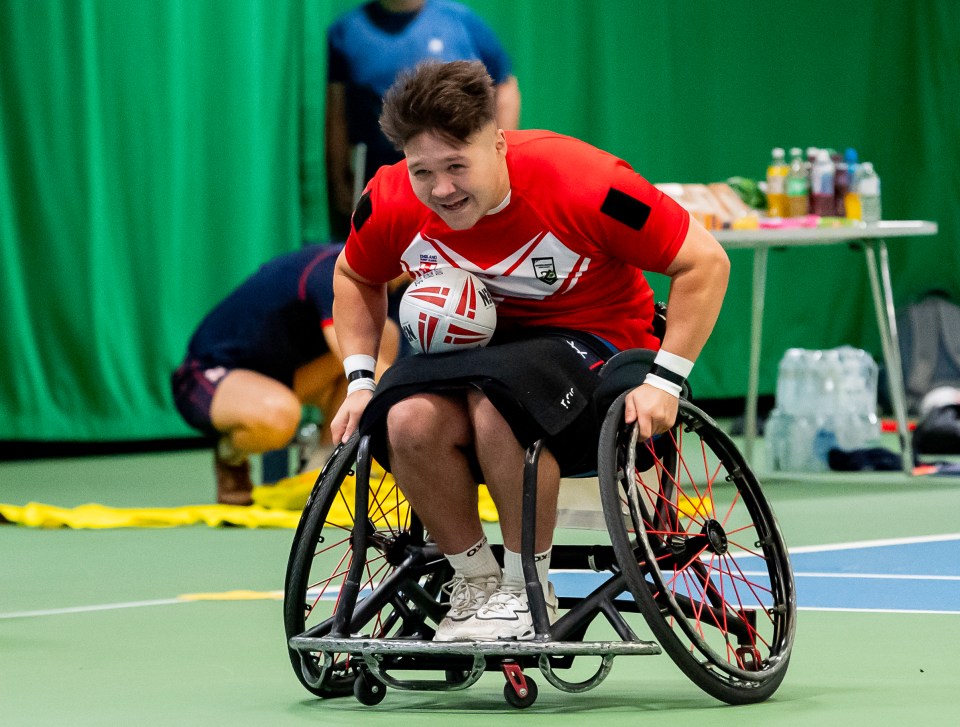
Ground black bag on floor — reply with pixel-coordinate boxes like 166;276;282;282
913;404;960;455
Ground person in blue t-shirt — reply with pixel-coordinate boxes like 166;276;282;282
326;0;520;236
171;243;400;505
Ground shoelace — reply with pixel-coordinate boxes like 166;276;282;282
477;588;527;616
442;577;495;611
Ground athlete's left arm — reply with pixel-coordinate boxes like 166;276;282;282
655;216;729;363
624;217;730;438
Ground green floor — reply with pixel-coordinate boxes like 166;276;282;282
2;446;960;725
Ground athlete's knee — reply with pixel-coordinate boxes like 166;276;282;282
387;395;469;453
247;394;302;449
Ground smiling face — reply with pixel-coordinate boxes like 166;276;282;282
403;122;510;230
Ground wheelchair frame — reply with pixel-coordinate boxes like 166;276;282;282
284;359;797;709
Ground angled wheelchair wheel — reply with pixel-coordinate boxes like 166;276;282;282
598;391;796;705
283;433;449;698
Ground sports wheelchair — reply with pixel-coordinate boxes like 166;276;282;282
283;349;796;709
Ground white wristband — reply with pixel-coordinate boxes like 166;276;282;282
644;373;682;398
343;354;377;377
347;377;377;395
654;349;694;378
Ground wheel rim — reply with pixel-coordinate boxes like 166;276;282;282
285;441;445;692
616;401;795;684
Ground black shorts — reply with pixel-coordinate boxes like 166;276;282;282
358;329;618;476
170;358;232;438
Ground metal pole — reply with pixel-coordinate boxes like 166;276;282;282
863;240;914;474
744;246;769;465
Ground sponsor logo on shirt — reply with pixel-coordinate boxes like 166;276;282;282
417;253;438;276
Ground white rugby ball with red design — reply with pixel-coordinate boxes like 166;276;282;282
399;267;497;354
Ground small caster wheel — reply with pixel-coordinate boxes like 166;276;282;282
353;671;387;706
445;669;470;685
503;675;538;709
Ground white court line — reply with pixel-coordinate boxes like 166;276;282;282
792;571;960;581
798;606;960;616
5;534;960;620
0;598;185;620
787;532;960;554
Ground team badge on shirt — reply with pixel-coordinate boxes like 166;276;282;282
532;257;558;285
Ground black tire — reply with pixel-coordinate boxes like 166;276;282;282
283;433;446;698
353;670;387;706
503;675;538;709
598;392;796;705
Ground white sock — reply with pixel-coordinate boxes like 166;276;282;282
502;547;551;594
446;536;500;580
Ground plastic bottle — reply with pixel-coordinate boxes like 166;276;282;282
835;346;881;450
844;147;859;182
812;348;842;468
804;147;819;176
810;149;836;217
772;348;826;471
775;348;805;414
787;413;817;471
785;147;809;217
832;153;848;217
858;162;882;223
804;147;819;210
769;349;806;471
766;147;789;217
295;404;324;472
764;408;787;470
843;148;861;220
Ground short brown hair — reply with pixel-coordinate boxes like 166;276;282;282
379;60;496;150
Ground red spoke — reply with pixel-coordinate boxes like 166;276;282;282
724;532;767;560
368;473;401;535
703;551;772;652
361;558;393;636
307;546;353;614
369;498;408;531
312;534;351;557
722;553;777;626
721;488;742;529
335;483;356;528
716;556;769;652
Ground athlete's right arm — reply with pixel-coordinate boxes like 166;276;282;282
331;250;389;443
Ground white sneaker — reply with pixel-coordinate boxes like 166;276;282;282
462;582;558;642
433;574;500;642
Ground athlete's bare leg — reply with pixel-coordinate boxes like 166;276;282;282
210;370;302;455
467;390;559;553
386;392;483;554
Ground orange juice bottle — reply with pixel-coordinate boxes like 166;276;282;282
843;148;862;220
766;147;789;217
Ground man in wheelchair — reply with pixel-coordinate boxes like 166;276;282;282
329;60;730;642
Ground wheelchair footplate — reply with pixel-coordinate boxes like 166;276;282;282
289;635;661;707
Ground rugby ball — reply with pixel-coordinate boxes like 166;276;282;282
398;267;497;354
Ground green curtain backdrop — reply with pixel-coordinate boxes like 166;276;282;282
1;0;957;441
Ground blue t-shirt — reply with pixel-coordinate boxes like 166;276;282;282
327;0;512;180
185;245;342;386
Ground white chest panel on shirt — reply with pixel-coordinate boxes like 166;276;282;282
399;231;591;301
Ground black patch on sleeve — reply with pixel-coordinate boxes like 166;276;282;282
600;187;651;231
351;191;373;233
